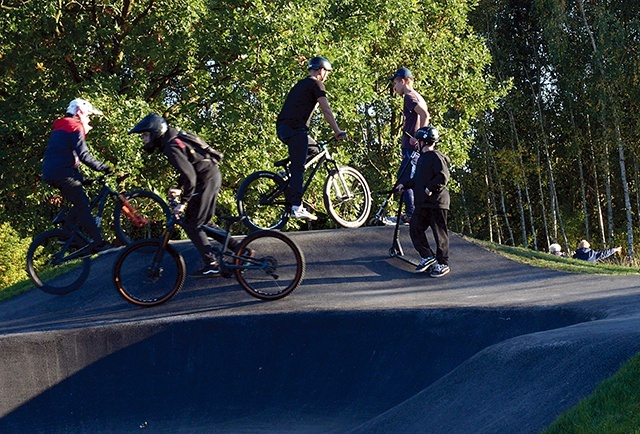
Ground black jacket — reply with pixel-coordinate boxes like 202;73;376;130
404;149;450;210
159;127;216;204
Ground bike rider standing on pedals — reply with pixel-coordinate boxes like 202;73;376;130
276;55;346;221
42;98;116;254
129;114;248;278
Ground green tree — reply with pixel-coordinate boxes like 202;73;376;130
1;0;504;239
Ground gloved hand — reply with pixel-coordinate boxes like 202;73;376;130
103;166;114;175
335;130;347;140
173;203;186;215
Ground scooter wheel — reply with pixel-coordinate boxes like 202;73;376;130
389;248;398;257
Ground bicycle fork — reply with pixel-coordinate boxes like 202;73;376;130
146;230;172;280
328;167;353;201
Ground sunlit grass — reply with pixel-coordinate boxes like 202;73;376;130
467;236;639;275
0;278;33;302
542;353;640;434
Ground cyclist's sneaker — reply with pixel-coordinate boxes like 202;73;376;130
237;247;256;259
291;205;318;221
190;261;221;278
430;263;450;278
57;235;84;249
89;241;118;255
415;256;437;273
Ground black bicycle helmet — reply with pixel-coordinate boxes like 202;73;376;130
129;113;168;152
308;56;332;71
415;126;440;146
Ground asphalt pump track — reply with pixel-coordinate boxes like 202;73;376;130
2;225;640;433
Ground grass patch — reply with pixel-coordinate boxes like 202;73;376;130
542;353;640;433
465;236;640;432
0;278;33;303
466;236;638;275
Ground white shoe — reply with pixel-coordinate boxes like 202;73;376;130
291;205;318;221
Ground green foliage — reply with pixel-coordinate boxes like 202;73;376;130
543;353;640;433
0;0;503;239
0;222;31;289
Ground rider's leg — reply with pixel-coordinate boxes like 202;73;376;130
397;148;415;219
182;165;222;266
48;177;103;244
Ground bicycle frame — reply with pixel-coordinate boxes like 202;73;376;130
158;210;265;275
275;140;356;207
56;176;147;233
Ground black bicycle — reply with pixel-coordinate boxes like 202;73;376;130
236;138;372;232
26;175;171;295
113;203;306;307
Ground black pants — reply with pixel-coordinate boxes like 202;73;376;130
276;124;318;207
409;207;449;265
181;164;240;265
46;176;103;244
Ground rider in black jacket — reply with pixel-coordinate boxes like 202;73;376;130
130;114;241;278
396;126;451;278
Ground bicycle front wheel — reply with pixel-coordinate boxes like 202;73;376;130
113;239;186;307
324;166;372;228
113;190;172;244
237;171;289;232
26;229;91;294
234;230;305;300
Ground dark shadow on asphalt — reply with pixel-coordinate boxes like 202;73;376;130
2;227;640;433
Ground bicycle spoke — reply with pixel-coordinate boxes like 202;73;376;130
115;191;171;244
324;167;371;228
237;172;288;231
26;230;91;294
113;240;185;306
235;231;305;300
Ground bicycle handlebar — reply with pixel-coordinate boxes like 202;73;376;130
81;173;130;185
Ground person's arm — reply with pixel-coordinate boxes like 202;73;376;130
317;96;344;139
165;143;198;204
415;102;430;129
73;132;110;172
594;247;622;262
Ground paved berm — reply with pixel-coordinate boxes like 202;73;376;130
2;226;640;433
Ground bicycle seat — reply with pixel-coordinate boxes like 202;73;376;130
274;158;289;168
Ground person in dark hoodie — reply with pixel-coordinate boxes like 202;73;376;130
42;98;115;254
129;113;246;278
572;240;621;263
396;126;451;277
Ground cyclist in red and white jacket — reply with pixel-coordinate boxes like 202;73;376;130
42;98;114;253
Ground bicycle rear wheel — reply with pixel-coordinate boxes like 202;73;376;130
26;229;91;294
113;239;186;307
324;166;371;228
113;190;171;244
234;230;305;300
237;171;289;232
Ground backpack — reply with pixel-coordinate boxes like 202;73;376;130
175;130;223;164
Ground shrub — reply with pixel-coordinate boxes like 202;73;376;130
0;222;30;290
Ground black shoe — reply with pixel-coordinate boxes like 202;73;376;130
57;235;84;249
190;262;221;278
237;247;256;258
90;241;118;255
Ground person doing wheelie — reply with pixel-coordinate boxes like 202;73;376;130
129;113;244;278
42;98;115;254
276;55;346;221
396;126;451;278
